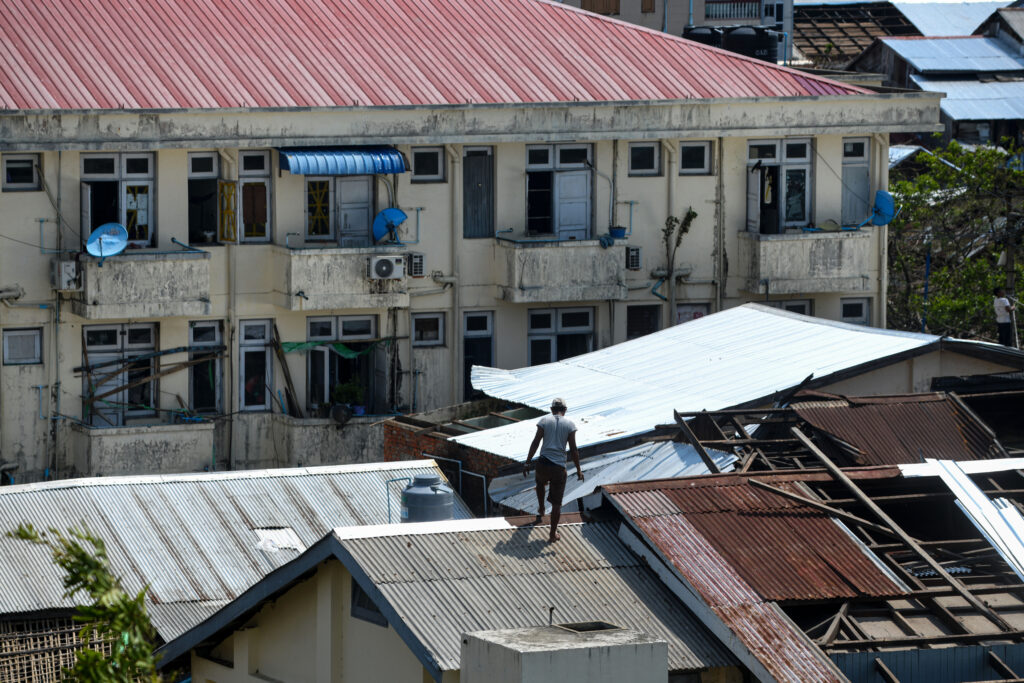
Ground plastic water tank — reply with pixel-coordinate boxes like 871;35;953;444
401;473;454;523
682;26;722;48
722;26;779;63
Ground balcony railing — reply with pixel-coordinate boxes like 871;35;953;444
71;251;211;320
736;230;874;295
705;0;760;19
274;245;409;311
497;238;627;304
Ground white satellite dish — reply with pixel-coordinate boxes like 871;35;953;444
85;223;129;266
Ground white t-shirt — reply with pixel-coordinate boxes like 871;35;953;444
537;413;576;467
995;296;1012;324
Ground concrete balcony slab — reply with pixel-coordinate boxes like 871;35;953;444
737;230;874;295
71;251;211;319
497;239;627;304
276;246;409;311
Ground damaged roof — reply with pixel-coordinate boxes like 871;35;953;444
157;518;739;677
461;303;1020;461
0;0;866;112
0;461;471;640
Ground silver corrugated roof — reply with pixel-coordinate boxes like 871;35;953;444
460;304;941;460
880;36;1024;73
488;441;737;515
895;2;1007;36
335;519;737;673
0;461;471;640
912;74;1024;119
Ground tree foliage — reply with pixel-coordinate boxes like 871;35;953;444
9;524;162;683
888;141;1024;338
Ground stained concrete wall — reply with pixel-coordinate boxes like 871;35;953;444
0;91;941;483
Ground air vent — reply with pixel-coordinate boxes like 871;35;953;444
367;255;405;280
407;252;426;278
625;246;642;271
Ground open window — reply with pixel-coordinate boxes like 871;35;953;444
240;320;273;411
306;316;384;414
82;323;157;426
189;321;223;414
746;139;812;234
304;175;374;246
526;144;592;240
81;153;155;247
188;153;220;244
842;137;870;226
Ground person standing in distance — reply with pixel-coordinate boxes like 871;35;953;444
994;287;1016;347
524;397;584;543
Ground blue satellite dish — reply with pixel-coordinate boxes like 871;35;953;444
371;208;408;244
870;190;898;226
86;223;129;263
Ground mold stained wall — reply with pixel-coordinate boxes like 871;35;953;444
0;93;934;480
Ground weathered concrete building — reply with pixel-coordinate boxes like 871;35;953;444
0;0;939;482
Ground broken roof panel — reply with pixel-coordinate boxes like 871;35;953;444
0;461;471;640
0;0;866;111
460;304;944;459
792;392;1004;465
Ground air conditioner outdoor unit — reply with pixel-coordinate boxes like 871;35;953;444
407;252;426;278
51;259;81;291
368;255;405;280
625;246;642;271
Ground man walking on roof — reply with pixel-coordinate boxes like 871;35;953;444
994;287;1016;347
524;397;583;543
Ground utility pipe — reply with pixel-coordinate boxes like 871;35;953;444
874;133;889;327
585;160;614;231
661;140;676;328
446;145;462;407
715;136;725;312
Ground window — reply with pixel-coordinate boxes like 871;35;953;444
83;323;157;426
581;0;620;13
237;151;271;242
841;298;871;325
3;154;40;191
3;328;41;365
304;175;374;246
240;320;272;411
463;311;494;400
188;153;220;244
306;316;380;413
746;139;812;234
81;153;155;246
766;300;812;316
351;578;387;627
842;137;870;226
526;144;592;239
528;307;593;365
628;143;660;177
411;147;445;182
679;141;711;175
189;321;222;414
626;305;661;340
412;313;445;347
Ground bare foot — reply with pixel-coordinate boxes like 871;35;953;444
548;532;560;543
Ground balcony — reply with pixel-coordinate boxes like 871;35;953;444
71;251;211;320
737;230;874;295
497;238;627;304
68;421;216;477
274;246;409;311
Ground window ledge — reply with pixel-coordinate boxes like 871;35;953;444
81;250;211;262
71;420;215;435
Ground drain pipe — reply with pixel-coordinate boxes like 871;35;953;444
585;160;614;231
446;145;462;407
715;137;725;312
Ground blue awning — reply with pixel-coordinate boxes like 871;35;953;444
278;146;408;176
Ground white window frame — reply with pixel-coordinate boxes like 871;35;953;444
783;139;811;163
411;146;445;182
240;319;272;412
840;297;871;325
339;316;377;341
3;328;42;365
558;307;594;332
747;140;779;161
555;144;591;169
464;311;493;337
122;153;153;179
526;145;553;170
81;153;120;180
189;321;222;414
188;152;220;179
238;150;270;176
747;139;813;228
3;154;40;191
528;309;556;334
81;153;156;246
412;312;445;347
679;141;712;175
83;322;158;425
766;299;812;316
843;138;869;163
527;307;595;364
628;142;661;177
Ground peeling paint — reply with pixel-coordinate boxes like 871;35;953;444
736;230;874;295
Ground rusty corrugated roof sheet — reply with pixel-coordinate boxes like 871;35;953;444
606;471;908;683
0;0;868;112
793;393;1002;465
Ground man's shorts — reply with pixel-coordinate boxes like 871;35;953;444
535;458;567;506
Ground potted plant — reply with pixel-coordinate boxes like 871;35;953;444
331;380;366;416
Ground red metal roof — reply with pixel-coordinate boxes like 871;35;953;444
792;393;1003;466
0;0;869;112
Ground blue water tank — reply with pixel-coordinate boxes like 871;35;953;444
401;473;454;523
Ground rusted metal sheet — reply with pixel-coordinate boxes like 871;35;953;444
794;393;1000;465
0;0;867;111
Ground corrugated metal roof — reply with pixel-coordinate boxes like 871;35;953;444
893;2;1007;36
0;0;868;112
911;74;1024;120
278;147;408;176
458;304;942;460
610;478;905;601
985;7;1024;39
335;519;737;673
488;440;738;515
880;36;1024;73
617;504;849;682
0;461;471;640
793;393;1002;465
